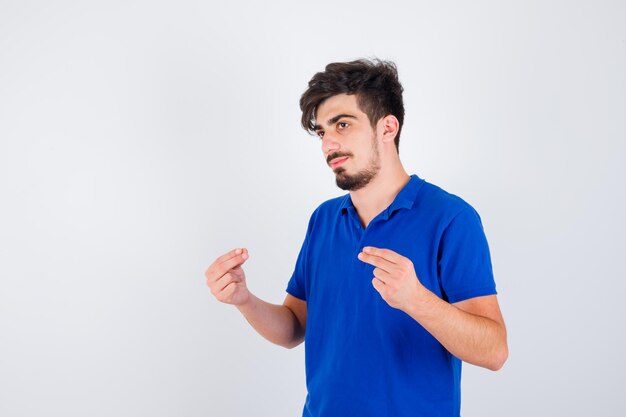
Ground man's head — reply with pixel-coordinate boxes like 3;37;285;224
300;59;405;152
313;93;383;190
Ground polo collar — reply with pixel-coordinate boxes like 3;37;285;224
339;174;424;219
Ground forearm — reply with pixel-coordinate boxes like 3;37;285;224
405;292;508;370
236;293;304;349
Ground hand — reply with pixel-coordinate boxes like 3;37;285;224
205;248;251;306
357;246;426;311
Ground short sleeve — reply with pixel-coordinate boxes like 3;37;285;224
286;211;317;301
438;207;497;303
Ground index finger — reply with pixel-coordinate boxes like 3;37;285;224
215;247;248;265
357;251;395;272
361;246;405;264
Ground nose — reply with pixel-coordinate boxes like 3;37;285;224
321;132;340;155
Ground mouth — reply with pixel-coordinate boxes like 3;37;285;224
329;156;349;169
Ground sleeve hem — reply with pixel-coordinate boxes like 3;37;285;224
447;287;497;304
286;285;306;301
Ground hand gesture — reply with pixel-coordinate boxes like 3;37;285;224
357;246;426;311
205;248;250;306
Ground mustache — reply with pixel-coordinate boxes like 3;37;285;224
326;152;353;165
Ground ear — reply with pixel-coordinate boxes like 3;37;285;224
379;115;399;144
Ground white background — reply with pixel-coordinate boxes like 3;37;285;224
1;1;625;416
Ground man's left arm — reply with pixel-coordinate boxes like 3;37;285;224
358;247;508;371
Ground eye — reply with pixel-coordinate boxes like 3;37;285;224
316;130;325;139
337;122;349;130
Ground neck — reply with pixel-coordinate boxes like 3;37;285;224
349;162;410;228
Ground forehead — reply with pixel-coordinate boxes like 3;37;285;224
315;94;366;125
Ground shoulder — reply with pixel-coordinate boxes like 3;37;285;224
414;179;483;230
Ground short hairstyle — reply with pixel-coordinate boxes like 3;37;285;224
299;58;405;152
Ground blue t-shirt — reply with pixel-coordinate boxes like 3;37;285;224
286;175;497;417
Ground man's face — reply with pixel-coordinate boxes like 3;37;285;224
314;94;380;191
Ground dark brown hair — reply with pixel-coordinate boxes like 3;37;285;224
299;59;405;152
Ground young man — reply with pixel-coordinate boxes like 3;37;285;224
205;59;508;417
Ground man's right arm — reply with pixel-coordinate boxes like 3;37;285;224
205;248;307;349
237;294;306;349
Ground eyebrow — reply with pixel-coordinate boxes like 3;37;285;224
313;114;358;131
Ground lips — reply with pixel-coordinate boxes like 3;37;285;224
329;156;349;169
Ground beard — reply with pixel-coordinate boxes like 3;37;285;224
334;165;379;191
331;137;381;191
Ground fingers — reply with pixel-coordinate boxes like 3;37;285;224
358;246;414;272
372;267;391;284
214;247;248;264
215;271;244;292
364;248;423;312
205;248;248;284
219;281;239;301
214;253;248;281
359;246;416;287
213;278;242;304
205;248;251;306
362;246;405;264
372;276;385;293
357;250;396;273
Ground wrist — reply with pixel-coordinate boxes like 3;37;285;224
405;285;438;319
235;291;255;311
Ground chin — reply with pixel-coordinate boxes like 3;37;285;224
337;162;379;191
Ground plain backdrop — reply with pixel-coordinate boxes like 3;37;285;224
1;1;625;416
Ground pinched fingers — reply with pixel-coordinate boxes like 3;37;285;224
358;247;418;292
361;246;406;264
216;271;244;292
372;267;391;284
358;248;414;275
217;281;241;302
214;253;248;280
214;247;248;264
210;272;239;298
205;248;248;284
358;251;395;273
372;276;385;293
